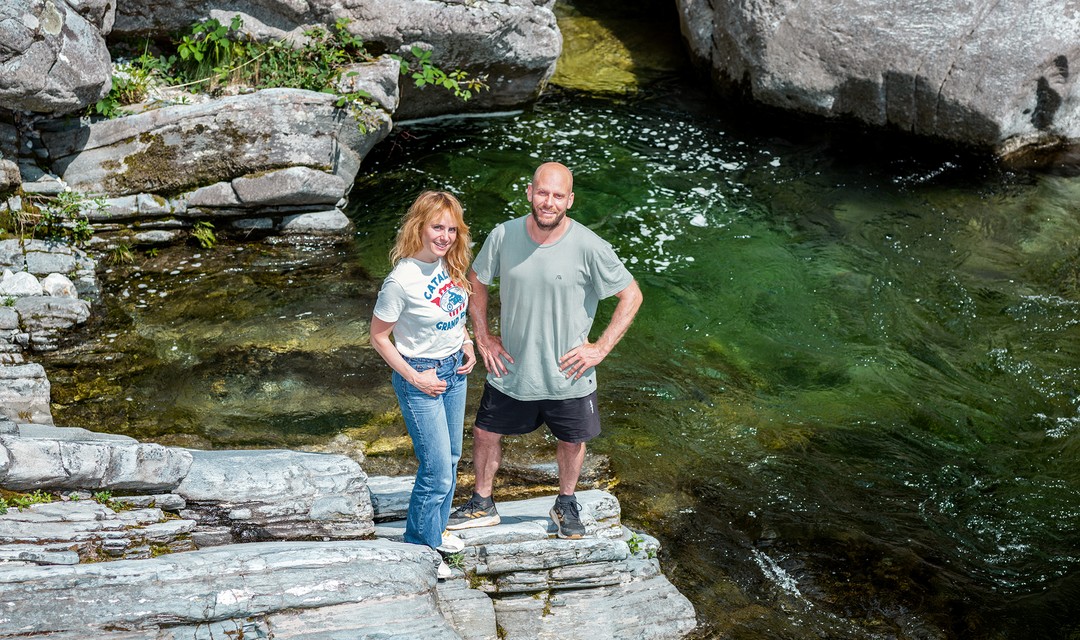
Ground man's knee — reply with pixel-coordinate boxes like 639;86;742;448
473;426;503;446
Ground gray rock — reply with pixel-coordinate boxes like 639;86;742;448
279;209;354;235
185;181;240;208
0;363;51;424
0;307;19;331
0;436;193;491
368;474;414;521
112;493;186;510
16;423;136;442
0;540;453;638
111;0;561;119
493;575;698;640
233;166;347;207
40;273;77;298
437;578;500;640
175;448;374;541
39;88;389;200
0;543;80;565
0;0;114;114
0;270;43;297
337;55;402;114
14;296;90;342
677;0;1080;161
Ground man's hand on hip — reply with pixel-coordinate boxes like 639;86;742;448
559;342;607;380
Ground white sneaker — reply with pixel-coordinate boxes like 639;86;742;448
437;560;453;580
437;531;465;554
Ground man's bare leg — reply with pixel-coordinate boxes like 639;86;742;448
556;440;586;496
472;427;503;497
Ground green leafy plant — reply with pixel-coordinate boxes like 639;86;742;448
191;220;217;249
0;497;7;515
398;46;489;101
99;15;485;133
92;491;113;505
1;190;103;246
627;532;644;555
2;297;14;307
145;247;160;258
8;490;56;510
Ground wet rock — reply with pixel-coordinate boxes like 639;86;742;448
0;363;51;424
0;0;114;114
677;0;1080;161
0;436;193;491
278;208;354;237
175;448;375;541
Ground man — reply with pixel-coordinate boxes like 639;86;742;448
446;162;643;539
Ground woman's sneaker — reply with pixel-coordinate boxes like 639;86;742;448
446;494;501;530
437;531;465;554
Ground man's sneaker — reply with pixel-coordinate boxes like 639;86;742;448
446;494;501;530
437;531;465;554
549;497;586;539
437;559;453;580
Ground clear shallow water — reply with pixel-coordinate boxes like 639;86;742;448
47;84;1080;638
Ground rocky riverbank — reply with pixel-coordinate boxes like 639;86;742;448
0;239;697;638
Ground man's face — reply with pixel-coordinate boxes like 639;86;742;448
527;168;574;230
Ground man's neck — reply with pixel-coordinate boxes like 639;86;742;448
526;216;572;245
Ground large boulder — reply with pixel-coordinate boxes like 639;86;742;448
677;0;1080;163
111;0;562;119
39;88;382;200
0;0;115;114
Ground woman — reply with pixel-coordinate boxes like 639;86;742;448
370;190;475;579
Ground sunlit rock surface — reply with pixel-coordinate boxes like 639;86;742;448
677;0;1080;163
0;0;114;114
111;0;562;119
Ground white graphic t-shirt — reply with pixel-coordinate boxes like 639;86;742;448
373;257;469;359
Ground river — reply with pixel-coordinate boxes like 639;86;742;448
43;12;1080;640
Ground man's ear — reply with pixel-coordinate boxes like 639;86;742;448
567;192;575;209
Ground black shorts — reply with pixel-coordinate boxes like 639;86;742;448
474;382;601;443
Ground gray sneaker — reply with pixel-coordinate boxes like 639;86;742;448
446;494;501;530
549;497;586;539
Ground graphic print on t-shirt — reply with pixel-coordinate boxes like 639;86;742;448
426;270;467;331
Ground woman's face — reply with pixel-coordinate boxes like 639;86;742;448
413;210;458;262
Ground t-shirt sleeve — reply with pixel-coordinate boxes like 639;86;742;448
471;223;505;285
373;278;407;323
589;240;634;299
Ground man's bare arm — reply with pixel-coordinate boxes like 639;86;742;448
468;269;514;376
559;279;643;379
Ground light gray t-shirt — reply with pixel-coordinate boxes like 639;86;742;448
373;257;469;359
472;216;633;400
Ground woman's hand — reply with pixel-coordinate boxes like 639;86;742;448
411;367;447;397
458;342;477;375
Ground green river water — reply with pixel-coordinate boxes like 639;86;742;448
41;11;1080;640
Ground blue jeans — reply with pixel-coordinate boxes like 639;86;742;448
392;350;467;550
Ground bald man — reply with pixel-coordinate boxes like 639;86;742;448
447;162;643;538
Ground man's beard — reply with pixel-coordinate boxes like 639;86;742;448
531;208;565;230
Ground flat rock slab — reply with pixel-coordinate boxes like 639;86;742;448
0;540;454;638
175;448;374;540
0;436;192;491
